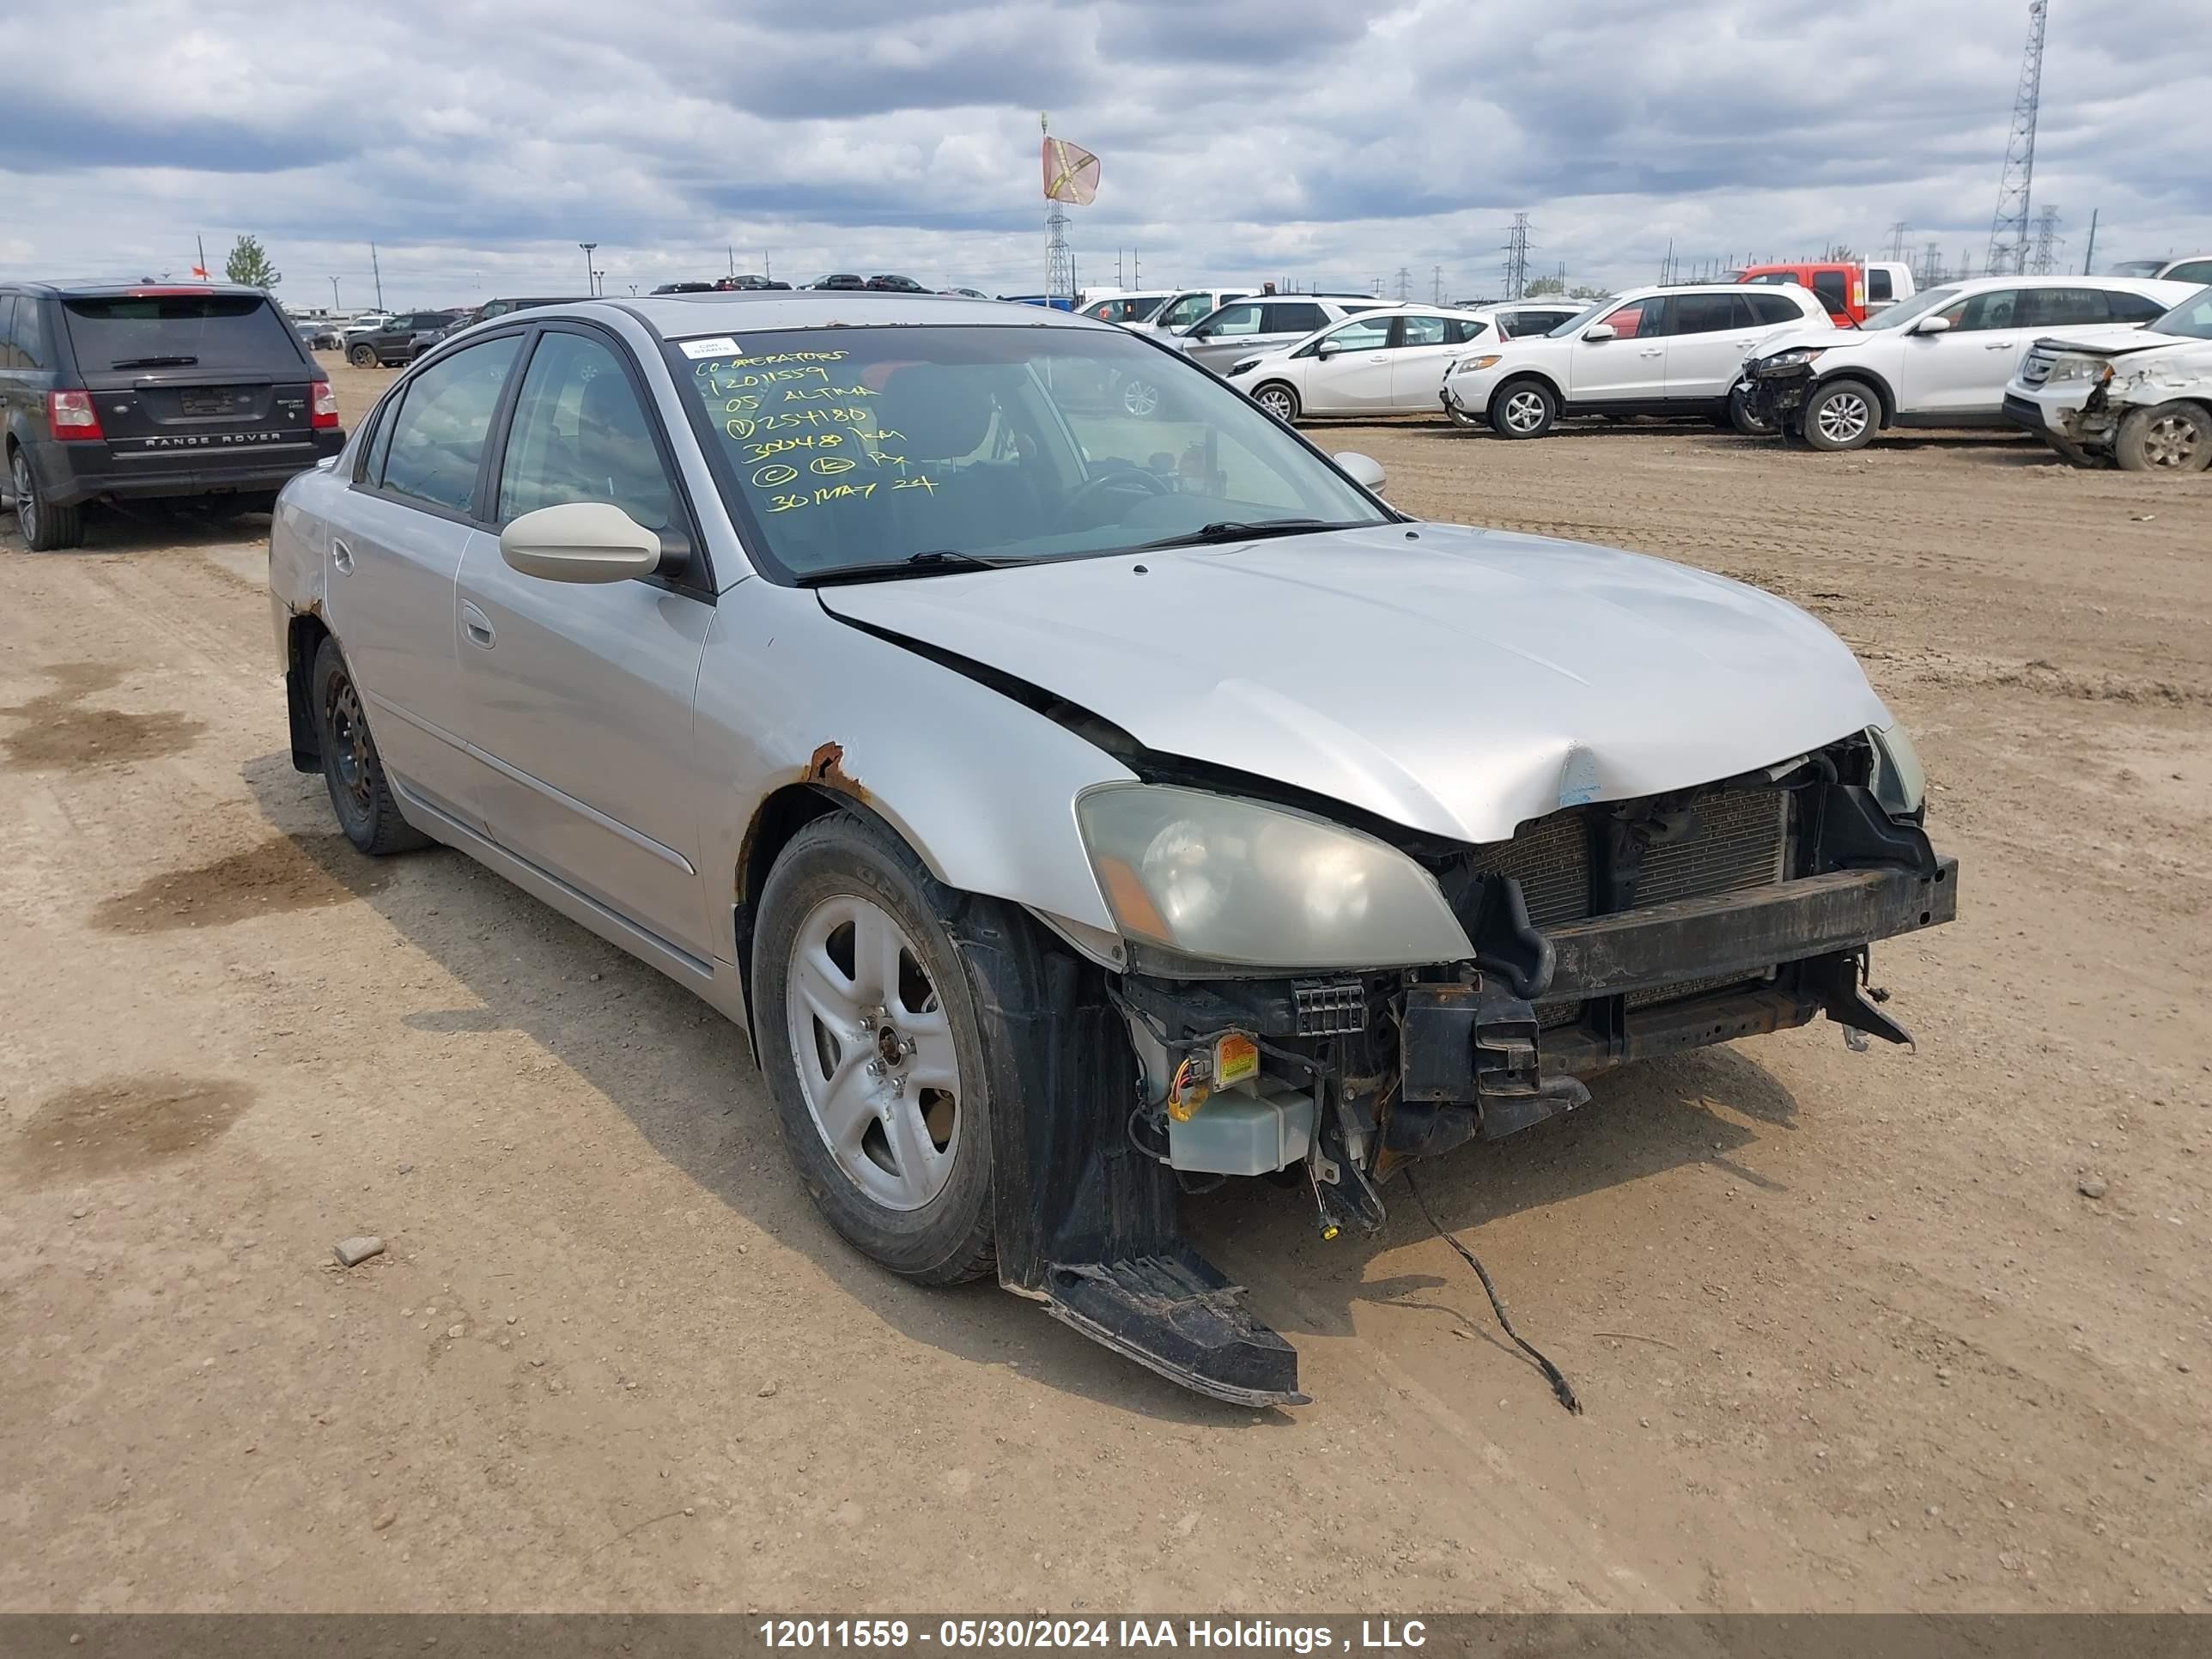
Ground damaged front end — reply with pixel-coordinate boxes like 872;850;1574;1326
988;732;1956;1407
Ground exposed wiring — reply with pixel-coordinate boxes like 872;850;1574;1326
1403;1165;1583;1415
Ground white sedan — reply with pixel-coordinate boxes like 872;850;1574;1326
1222;306;1498;422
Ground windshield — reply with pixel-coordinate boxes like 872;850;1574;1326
1859;285;1961;331
62;294;302;369
2151;288;2212;341
671;325;1390;583
1546;297;1618;337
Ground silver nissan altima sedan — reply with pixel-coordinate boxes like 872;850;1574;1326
268;293;1957;1406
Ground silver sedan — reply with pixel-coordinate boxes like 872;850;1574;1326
269;294;1957;1406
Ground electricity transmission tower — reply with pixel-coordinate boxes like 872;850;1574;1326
1432;266;1443;304
1395;266;1412;301
1919;240;1944;287
1887;221;1911;262
2027;205;2062;274
1502;212;1530;299
1985;0;2048;276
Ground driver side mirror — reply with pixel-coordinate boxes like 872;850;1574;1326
501;501;665;584
1334;452;1386;493
1316;340;1340;359
1583;323;1618;342
1911;313;1954;335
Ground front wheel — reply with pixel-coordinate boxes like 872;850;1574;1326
2113;400;2211;475
312;637;428;855
1802;379;1880;452
1489;379;1557;439
754;812;995;1285
1252;382;1299;424
1727;386;1776;436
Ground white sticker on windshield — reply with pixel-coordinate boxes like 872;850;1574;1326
678;337;742;359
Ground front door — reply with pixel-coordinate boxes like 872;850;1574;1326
1895;287;2038;416
325;333;524;823
1301;313;1397;412
1566;296;1668;402
453;324;716;961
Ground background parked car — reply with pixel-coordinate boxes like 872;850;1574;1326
2004;285;2212;473
294;317;346;351
1141;287;1259;337
346;311;457;368
1741;276;2199;452
1175;294;1398;371
1730;261;1916;325
652;281;717;295
342;312;395;338
2105;255;2212;285
0;280;343;548
1079;289;1174;325
714;275;791;291
1442;283;1832;437
938;287;988;299
1225;306;1493;422
864;274;927;293
810;274;866;291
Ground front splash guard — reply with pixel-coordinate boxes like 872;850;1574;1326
1044;1253;1307;1407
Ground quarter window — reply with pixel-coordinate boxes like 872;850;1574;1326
376;335;521;514
1446;318;1490;343
497;331;677;533
2106;291;2172;324
1746;293;1803;325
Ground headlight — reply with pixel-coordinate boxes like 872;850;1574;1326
1076;786;1474;969
1450;354;1503;376
2044;356;2112;386
1868;722;1927;818
1228;357;1261;378
1759;347;1827;369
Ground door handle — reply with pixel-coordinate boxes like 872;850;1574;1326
331;538;354;575
1367;354;1390;363
1638;348;1663;358
1984;342;2016;350
461;601;495;649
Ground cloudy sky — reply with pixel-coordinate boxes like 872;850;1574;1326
4;0;2207;310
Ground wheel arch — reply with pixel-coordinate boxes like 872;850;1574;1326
1493;368;1565;406
1251;379;1300;418
285;611;332;771
1811;367;1897;428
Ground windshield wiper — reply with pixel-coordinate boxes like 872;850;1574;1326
795;550;1013;586
111;355;200;369
1131;518;1366;551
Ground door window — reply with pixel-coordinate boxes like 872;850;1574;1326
376;335;522;514
1945;289;2021;331
1309;315;1393;356
1869;269;1894;301
1399;314;1449;348
1265;302;1325;335
496;331;677;533
2016;288;2120;329
1595;299;1652;338
2166;260;2212;286
0;296;15;368
1158;294;1213;331
1197;303;1264;337
1665;293;1751;335
1812;271;1850;315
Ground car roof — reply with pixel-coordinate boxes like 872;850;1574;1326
1612;281;1802;301
1917;274;2188;295
9;280;274;300
597;291;1121;339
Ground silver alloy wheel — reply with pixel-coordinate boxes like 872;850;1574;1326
1121;378;1160;417
1815;389;1873;446
12;453;35;544
2141;411;2202;470
1255;386;1296;422
1501;388;1548;434
786;893;963;1212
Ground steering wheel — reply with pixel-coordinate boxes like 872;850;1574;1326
1059;465;1170;529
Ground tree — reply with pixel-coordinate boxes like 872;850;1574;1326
1567;284;1610;300
224;234;282;290
1522;274;1565;296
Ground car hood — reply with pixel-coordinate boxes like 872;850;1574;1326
2027;325;2170;359
817;523;1889;846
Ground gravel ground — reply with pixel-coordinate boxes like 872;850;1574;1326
3;362;2208;1613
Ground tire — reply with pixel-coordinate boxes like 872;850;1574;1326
1802;379;1880;452
1488;378;1556;439
311;636;428;856
9;446;85;550
1251;381;1299;424
2113;400;2212;475
348;343;378;368
753;811;996;1286
1728;385;1778;437
1443;398;1483;431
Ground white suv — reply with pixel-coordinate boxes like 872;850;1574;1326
1738;276;2199;452
1141;287;1259;338
2004;285;2212;472
1438;283;1830;438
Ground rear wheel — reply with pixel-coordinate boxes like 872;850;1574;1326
2113;401;2211;475
348;343;378;368
312;636;428;855
1489;379;1556;439
1252;381;1299;423
1802;379;1880;452
754;812;995;1285
9;447;84;550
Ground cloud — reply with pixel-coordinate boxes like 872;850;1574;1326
3;0;2206;307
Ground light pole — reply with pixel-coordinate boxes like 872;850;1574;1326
330;276;340;311
579;242;598;296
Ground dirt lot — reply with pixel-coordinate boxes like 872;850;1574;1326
3;362;2209;1614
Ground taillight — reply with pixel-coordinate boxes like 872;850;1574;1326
47;390;104;441
311;381;340;429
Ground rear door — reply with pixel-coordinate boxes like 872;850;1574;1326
325;333;525;823
1387;313;1484;408
454;323;716;959
1566;296;1667;401
58;290;320;476
1659;293;1767;399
